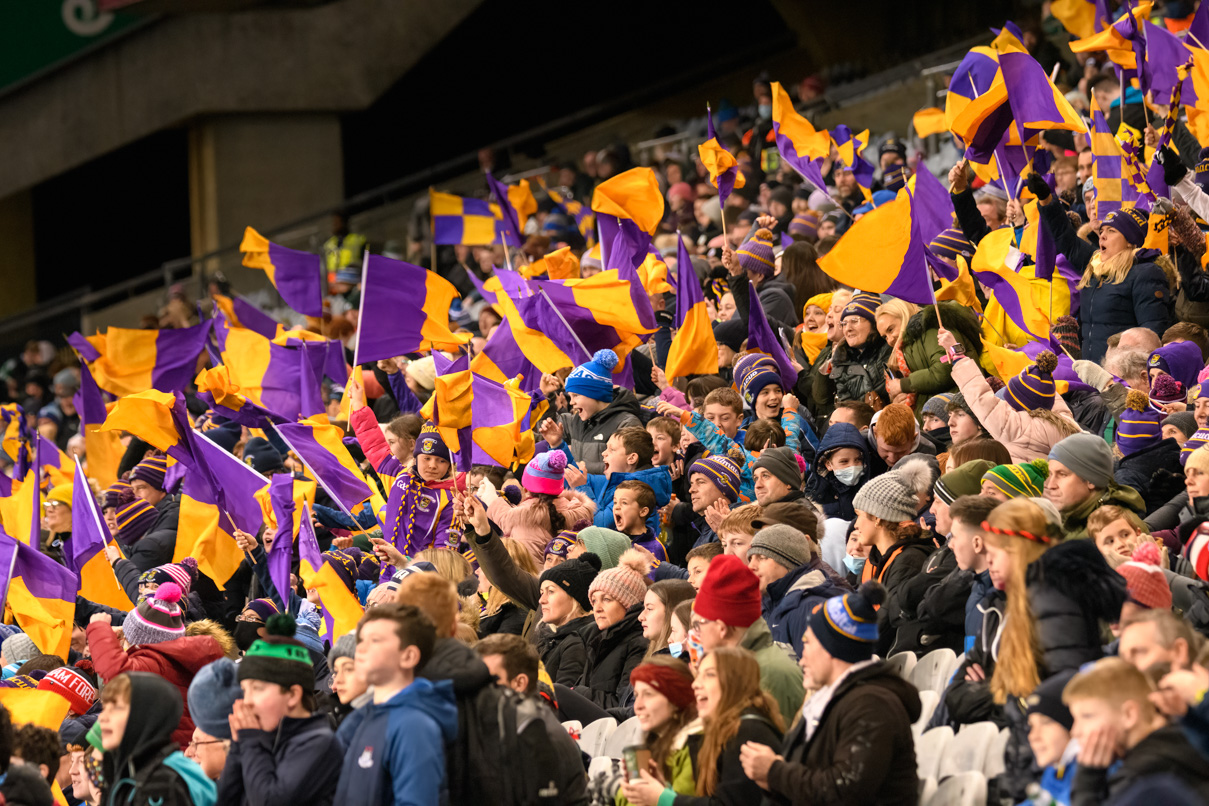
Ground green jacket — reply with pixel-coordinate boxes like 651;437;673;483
741;617;805;726
614;722;702;806
898;303;983;415
1060;483;1146;541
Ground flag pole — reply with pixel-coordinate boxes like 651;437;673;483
429;187;437;274
536;286;592;363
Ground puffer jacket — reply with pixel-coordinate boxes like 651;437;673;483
942;588;1006;729
805;422;869;520
575;603;648;709
862;531;938;657
764;559;852;657
1040;200;1172;363
898;302;983;414
555;389;644;475
952;355;1078;463
826;336;891;406
889;546;968;656
487;490;596;566
1114;437;1185;517
538;614;594;688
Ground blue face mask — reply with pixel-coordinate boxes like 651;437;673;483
843;554;866;575
668;642;683;658
833;465;863;487
758;104;772;119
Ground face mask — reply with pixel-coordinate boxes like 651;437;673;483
233;621;263;652
926;426;951;444
667;642;683;658
833;465;863;486
843;554;867;575
757;104;772;119
685;628;705;666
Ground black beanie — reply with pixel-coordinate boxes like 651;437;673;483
237;613;314;694
539;553;602;612
713;318;746;354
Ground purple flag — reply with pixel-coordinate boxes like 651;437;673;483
192;432;271;535
745;285;798;389
352;253;467;365
475;318;543;395
674;233;704;329
67;457;111;579
486;172;525;249
273;421;371;517
597;212;652;271
266;474;296;606
296;503;332;636
705;106;742;205
264;242;323;317
73;361;108;429
230;296;281;340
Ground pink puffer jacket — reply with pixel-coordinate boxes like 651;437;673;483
487;490;596;565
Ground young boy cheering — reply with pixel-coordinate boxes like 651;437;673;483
334;604;458;806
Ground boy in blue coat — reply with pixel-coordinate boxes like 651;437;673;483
334;604;458;806
565;426;672;534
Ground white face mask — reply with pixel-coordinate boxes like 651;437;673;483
833;465;863;487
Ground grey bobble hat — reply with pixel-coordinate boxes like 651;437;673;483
1048;432;1113;490
327;630;357;668
748;524;812;571
1;633;37;666
852;471;919;522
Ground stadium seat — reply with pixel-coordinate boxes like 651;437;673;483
578;717;618;757
984;728;1010;778
885;651;917;681
926;771;988;806
602;716;645;758
911;648;959;695
940;722;999;779
561;720;583;734
913;690;940;738
919;776;938;805
915;726;953;780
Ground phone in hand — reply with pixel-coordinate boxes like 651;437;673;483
623;745;651;782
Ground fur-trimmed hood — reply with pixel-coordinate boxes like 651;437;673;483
902;300;983;354
1028;538;1127;622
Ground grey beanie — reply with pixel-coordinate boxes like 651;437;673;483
2;633;37;666
187;658;242;740
1165;411;1198;442
749;524;812;571
1048;432;1113;489
327;630;357;668
852;472;919;523
752;447;803;490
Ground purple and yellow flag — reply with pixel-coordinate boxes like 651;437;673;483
73;362;122;488
274;417;372;517
211;324;344;424
745;280;798;390
68;323;212;398
971;228;1050;340
470;317;544;395
521;246;580;281
591;168;665;237
540;182;596;247
0;688;72;730
485;172;533;248
1069;1;1150;70
212;294;282;340
0;528;75;659
664;233;718;380
912;107;948;139
68;458;134;611
430;189;513;246
297;503;363;638
770;81;830;190
423;353;537;471
266;474;296;606
831;125;876;202
699;105;746;205
240;228;323;317
352;254;471;365
98;390;194;466
1049;0;1109;39
470;273;574;377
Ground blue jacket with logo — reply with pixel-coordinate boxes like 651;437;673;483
578;464;673;533
334;677;458;806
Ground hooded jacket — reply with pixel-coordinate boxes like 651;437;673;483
1040;200;1172;363
333;678;458;806
805;422;869;520
1060;483;1147;541
891;546;969;656
898;302;984;414
555;389;643;476
102;672;217;806
765;662;921;806
87;622;224;748
951;356;1079;463
126;496;180;572
486;489;596;566
1072;724;1209;806
1114;437;1185;517
763;559;852;658
577;464;673;535
575;602;648;709
217;714;342;806
943;588;1006;728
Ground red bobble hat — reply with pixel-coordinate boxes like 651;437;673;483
693;554;762;628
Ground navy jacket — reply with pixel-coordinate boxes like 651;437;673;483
334;678;458;806
763;559;852;657
805;422;869;520
217;714;342;806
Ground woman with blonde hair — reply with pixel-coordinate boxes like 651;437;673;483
978;497;1127;801
478;538;539;637
619;647;783;806
883;300;984;416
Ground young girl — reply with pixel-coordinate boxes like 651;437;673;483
615;657;701;806
668;600;692;659
637;580;697;661
482;450;595;567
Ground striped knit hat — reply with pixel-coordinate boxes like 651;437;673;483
928;228;974;263
1006;351;1057;412
1117;389;1164;457
1183;429;1209;466
841;292;881;325
244;598;282;622
102;481;133;511
115;498;158;546
122;582;185;646
788;212;819;239
733;353;782;407
807;581;885;663
138;557;198;597
687;454;742;503
883;164;908;192
130;455;168;491
981;460;1049;499
735;228;777;276
922;393;955;423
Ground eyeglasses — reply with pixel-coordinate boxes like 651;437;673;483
43;501;67;510
188;739;224;751
690;618;715;632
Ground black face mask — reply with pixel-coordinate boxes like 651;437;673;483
925;426;952;447
233;621;263;652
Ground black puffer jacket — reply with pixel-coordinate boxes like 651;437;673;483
1115;437;1185;517
866;532;938;657
554;389;643;475
575;603;648;709
827;337;891;406
537;614;593;688
892;546;968;656
942;588;1006;729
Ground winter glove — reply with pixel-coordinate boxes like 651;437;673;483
1159;145;1188;187
1025;173;1051;201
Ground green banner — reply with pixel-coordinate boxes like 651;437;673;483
0;1;143;94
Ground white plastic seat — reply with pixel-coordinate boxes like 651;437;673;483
915;725;953;780
926;771;987;806
913;690;940;739
561;720;582;734
602;715;645;758
577;717;617;757
983;727;1010;779
885;651;918;681
919;776;938;805
911;648;959;695
940;722;999;779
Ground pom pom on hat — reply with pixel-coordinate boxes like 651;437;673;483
1006;351;1057;412
1150;373;1185;405
735;228;777;276
265;613;297;637
806;580;884;663
1132;540;1161;566
154;582;182;604
522;450;569;496
564;349;620;402
1114;388;1163;458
